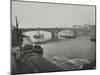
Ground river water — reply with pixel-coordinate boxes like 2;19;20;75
42;36;95;61
23;31;96;62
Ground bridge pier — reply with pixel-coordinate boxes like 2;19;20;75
73;31;77;37
51;31;58;40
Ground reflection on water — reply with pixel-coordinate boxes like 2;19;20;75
42;36;95;61
23;31;96;61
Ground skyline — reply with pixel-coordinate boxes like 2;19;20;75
12;1;96;28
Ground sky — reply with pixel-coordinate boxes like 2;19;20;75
12;1;95;28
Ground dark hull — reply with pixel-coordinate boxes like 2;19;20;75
60;35;76;38
90;38;96;41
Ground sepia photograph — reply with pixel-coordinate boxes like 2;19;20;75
11;0;96;75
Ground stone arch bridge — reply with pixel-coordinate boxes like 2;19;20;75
21;28;89;40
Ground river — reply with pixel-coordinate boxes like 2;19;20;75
23;31;96;62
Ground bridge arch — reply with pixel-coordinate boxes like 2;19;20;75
23;30;52;40
58;30;76;39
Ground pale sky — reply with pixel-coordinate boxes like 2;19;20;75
12;1;95;28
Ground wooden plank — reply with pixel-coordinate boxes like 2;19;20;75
29;56;62;72
16;54;63;74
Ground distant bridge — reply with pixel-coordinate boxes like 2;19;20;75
21;28;90;40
